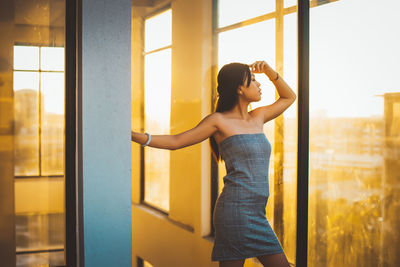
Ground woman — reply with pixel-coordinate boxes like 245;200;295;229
131;60;296;267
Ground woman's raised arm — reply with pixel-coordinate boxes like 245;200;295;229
131;113;220;150
250;60;296;123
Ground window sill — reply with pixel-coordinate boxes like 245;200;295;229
133;202;194;233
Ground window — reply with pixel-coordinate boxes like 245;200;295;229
13;45;65;266
13;45;65;177
143;9;172;212
212;0;297;263
217;0;275;28
308;0;400;266
214;1;400;265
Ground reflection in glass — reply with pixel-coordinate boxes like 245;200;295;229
41;73;65;115
144;49;171;211
13;71;40;176
41;72;65;176
2;0;66;266
15;213;64;252
13;44;65;265
218;0;275;28
13;46;39;71
13;71;39;91
284;0;297;8
41;47;64;71
16;251;64;267
13;50;65;178
144;9;172;52
309;0;400;266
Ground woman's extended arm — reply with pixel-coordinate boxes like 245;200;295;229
250;60;296;123
131;113;220;150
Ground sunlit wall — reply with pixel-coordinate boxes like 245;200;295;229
131;0;216;266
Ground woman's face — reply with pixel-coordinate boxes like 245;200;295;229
239;73;262;102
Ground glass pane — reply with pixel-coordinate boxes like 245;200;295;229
1;0;67;265
218;0;275;28
15;212;64;251
16;251;64;267
145;9;172;52
218;19;276;110
14;177;65;264
13;46;39;71
13;71;40;176
309;1;400;266
41;47;64;71
284;0;297;8
282;11;297;264
144;49;171;211
41;72;65;175
13;71;40;92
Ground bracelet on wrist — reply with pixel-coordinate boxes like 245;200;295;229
141;132;151;147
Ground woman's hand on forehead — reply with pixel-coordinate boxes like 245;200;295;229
249;60;271;74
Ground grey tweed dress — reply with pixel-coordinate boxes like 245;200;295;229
211;133;284;261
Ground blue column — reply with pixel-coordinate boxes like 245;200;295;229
82;0;132;266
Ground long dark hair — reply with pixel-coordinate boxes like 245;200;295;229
210;62;252;161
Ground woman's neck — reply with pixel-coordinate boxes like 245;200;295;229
230;99;251;120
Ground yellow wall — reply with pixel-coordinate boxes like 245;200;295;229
131;1;263;266
14;177;65;214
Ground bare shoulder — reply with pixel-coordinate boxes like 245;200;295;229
197;112;223;131
205;112;223;124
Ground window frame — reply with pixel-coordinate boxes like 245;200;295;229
209;1;340;266
210;0;294;237
140;6;172;214
13;43;65;179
